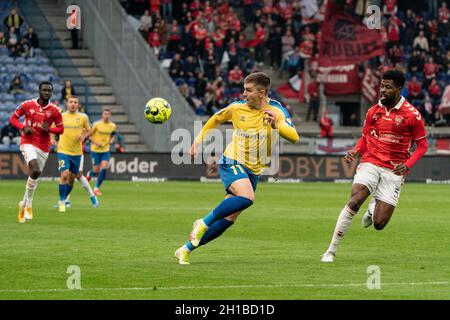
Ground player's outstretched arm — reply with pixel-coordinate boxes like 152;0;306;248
190;115;223;159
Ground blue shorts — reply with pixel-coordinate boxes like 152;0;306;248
219;156;260;195
91;151;111;166
57;153;82;174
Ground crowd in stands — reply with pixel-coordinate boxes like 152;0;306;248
122;0;292;116
123;0;449;128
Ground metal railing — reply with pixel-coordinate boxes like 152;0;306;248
57;0;195;152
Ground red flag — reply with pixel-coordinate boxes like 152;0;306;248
361;68;381;104
276;73;305;102
318;2;385;67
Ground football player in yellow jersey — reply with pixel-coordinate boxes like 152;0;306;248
55;96;99;212
85;108;116;196
175;72;300;264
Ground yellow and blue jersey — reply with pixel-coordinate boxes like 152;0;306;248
195;99;299;175
90;120;116;153
57;111;90;156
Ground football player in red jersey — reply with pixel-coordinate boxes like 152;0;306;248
321;70;428;262
9;81;64;223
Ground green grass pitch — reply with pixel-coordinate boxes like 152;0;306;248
0;180;449;299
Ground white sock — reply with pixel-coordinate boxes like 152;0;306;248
79;175;95;197
326;205;356;255
24;177;38;208
368;198;376;215
182;245;191;253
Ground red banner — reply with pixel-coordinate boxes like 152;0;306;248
317;64;360;95
361;68;381;104
318;2;385;67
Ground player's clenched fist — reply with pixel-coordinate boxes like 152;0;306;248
344;149;361;163
264;110;278;129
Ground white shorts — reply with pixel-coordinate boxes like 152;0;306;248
353;162;405;207
20;144;49;172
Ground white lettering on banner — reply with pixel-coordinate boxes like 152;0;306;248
109;157;158;174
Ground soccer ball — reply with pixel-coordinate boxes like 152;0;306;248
144;97;172;124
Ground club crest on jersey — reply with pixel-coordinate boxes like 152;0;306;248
46;110;52;118
30;109;35;115
395;116;404;125
240;115;246;122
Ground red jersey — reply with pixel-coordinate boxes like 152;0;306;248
12;99;63;153
361;97;427;170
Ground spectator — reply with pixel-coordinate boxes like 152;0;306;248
251;23;267;66
61;80;76;103
320;109;333;138
180;83;204;114
9;44;20;58
6;26;19;48
23;27;38;56
306;77;319;122
139;10;152;30
167;19;181;53
111;132;125;153
407;76;424;101
183;55;198;80
161;0;173;23
281;29;295;58
1;123;21;147
9;75;25;95
348;113;359;126
438;2;449;24
388;44;402;64
147;27;162;56
18;37;31;57
3;8;24;30
413;30;429;52
383;0;397;17
157;19;169;52
0;31;7;47
194;72;207;99
408;50;424;73
387;17;400;48
169;52;184;79
424;57;439;83
428;78;442;108
228;65;244;89
268;25;283;69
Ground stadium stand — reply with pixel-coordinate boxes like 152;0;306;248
121;0;449;142
0;0;152;152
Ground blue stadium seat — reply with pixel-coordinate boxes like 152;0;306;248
0;56;13;64
14;57;26;64
26;56;39;65
33;48;44;56
0;93;14;102
438;72;446;82
0;47;9;56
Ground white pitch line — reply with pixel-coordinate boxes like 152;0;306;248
0;281;448;293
